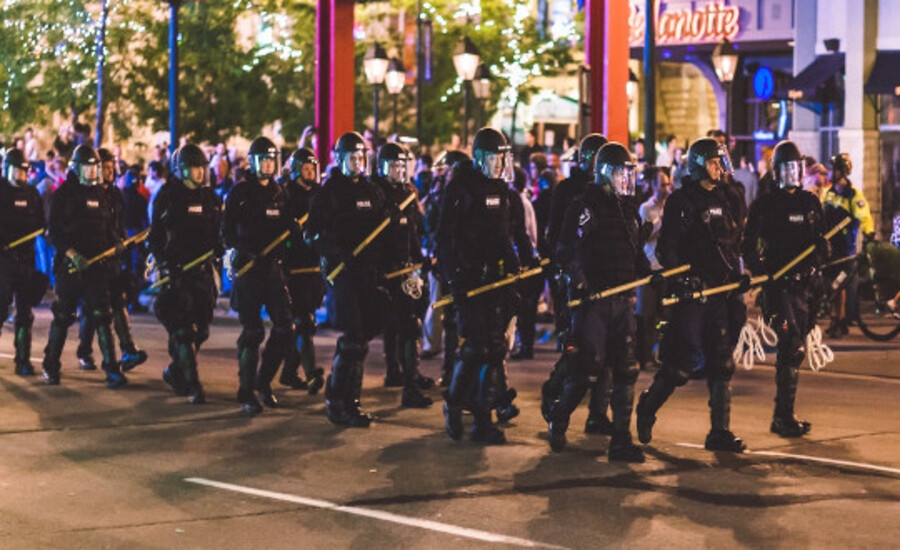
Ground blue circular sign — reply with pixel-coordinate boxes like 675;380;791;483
754;66;774;101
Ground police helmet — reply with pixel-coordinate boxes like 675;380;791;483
594;142;637;196
831;152;852;177
377;142;412;184
248;136;280;180
174;143;208;187
472;127;511;180
286;147;319;185
687;137;731;183
578;133;608;175
434;150;471;172
333;132;369;178
69;144;101;186
772;140;804;189
3;147;28;187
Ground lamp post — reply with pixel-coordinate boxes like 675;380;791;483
711;39;739;136
385;58;406;135
453;36;480;146
364;42;390;147
471;63;492;128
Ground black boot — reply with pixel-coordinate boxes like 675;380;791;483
547;371;589;452
609;432;645;463
14;321;35;376
114;307;147;372
608;382;644;462
97;322;127;389
636;373;675;444
493;362;519;423
279;332;308;390
548;414;568;452
42;318;68;385
705;378;745;452
256;328;290;408
400;336;432;408
76;314;96;370
771;363;811;437
439;308;459;387
347;356;372;428
174;332;204;404
237;346;262;414
443;398;464;440
584;371;613;434
470;409;505;444
163;366;188;396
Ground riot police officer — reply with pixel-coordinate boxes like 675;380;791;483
279;147;326;394
43;144;127;388
307;132;388;427
76;147;147;373
636;137;747;452
743;140;826;437
547;142;647;461
0;148;47;376
542;133;615;435
222;136;295;414
150;143;224;404
436;127;534;444
373;142;433;409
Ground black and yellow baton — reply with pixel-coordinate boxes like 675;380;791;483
289;266;320;276
235;214;309;279
7;229;44;250
70;228;150;273
150;249;216;290
431;258;550;310
327;192;417;283
568;264;691;308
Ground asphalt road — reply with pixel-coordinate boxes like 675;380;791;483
1;306;899;549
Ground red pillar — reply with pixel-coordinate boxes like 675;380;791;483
585;0;630;143
316;0;356;166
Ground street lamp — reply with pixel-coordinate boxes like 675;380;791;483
385;58;406;134
472;63;492;128
454;36;480;146
364;42;390;146
711;38;739;135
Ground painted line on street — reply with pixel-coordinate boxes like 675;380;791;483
677;442;900;476
185;477;565;549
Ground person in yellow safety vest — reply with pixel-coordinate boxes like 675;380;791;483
822;153;875;338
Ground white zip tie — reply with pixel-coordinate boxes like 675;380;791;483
804;324;834;372
733;315;778;371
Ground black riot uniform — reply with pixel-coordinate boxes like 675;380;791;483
278;148;326;395
436;127;535;444
222;136;295;414
548;142;648;461
636;137;748;452
541;133;615;435
150;144;224;404
373;143;433;408
42;145;127;388
76;147;147;374
743;140;825;437
0;149;47;376
307;132;388;428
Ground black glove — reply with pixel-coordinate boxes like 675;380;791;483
676;276;702;300
160;262;182;282
815;235;832;259
114;239;127;256
449;281;468;304
66;249;88;273
649;270;666;290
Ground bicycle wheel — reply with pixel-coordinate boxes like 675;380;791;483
855;278;900;341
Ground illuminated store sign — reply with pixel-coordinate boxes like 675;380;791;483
629;0;741;46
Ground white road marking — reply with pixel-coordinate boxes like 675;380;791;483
185;477;565;549
677;443;900;476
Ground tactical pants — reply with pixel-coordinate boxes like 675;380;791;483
384;277;426;391
154;267;218;392
282;272;325;383
447;289;511;430
78;269;140;361
233;260;294;402
43;265;119;376
639;294;745;432
327;267;386;405
763;283;813;422
551;296;638;436
0;256;39;371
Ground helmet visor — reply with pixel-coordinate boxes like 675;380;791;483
778;159;804;189
342;150;368;178
186;165;208;188
79;164;99;186
251;153;280;179
717;144;734;176
382;159;408;184
600;163;637;196
7;165;28;186
297;161;320;185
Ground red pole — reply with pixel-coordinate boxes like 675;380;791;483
316;0;355;167
585;0;630;143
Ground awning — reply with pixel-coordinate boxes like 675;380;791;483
864;51;900;95
781;53;844;101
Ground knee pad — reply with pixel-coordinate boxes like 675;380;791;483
174;327;197;346
51;302;78;328
460;341;488;367
238;326;266;349
612;361;640;386
476;363;502;408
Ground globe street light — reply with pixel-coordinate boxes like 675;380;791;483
712;38;739;136
471;63;492;128
385;58;406;134
364;42;390;146
454;36;480;146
